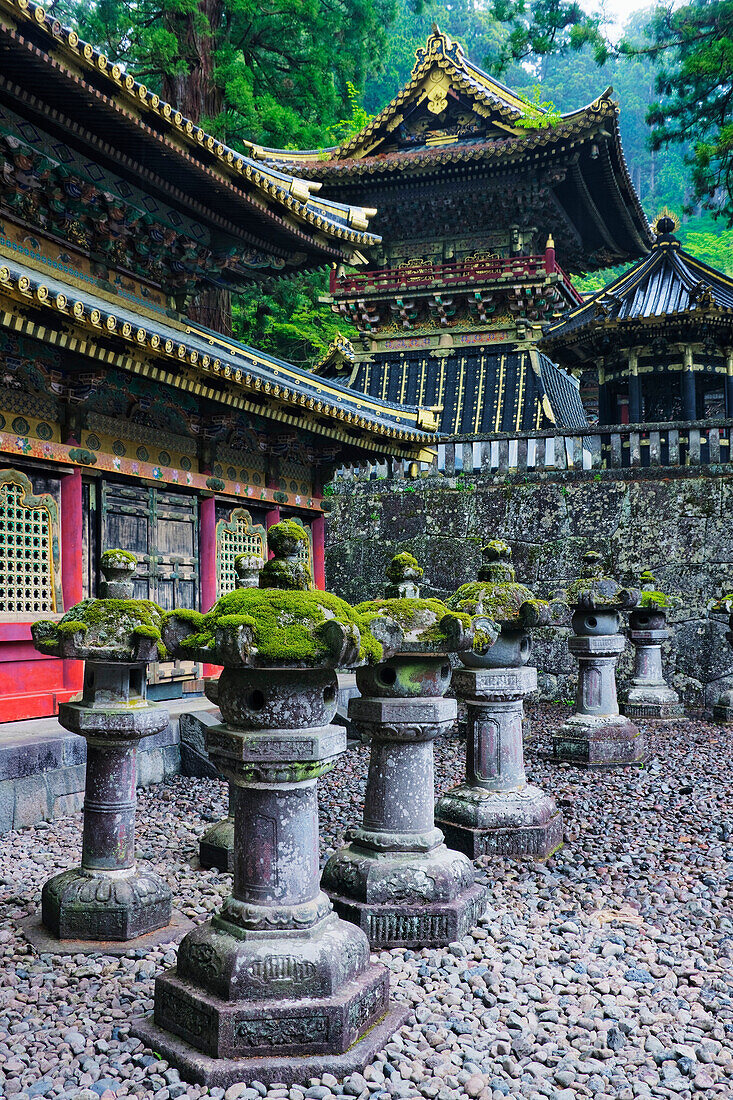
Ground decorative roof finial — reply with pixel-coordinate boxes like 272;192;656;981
651;207;680;242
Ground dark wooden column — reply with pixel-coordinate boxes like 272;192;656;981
627;352;641;423
681;348;697;420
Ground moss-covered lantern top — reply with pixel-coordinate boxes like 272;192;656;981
31;549;165;662
447;540;550;629
355;552;497;658
634;570;682;612
259;519;312;591
565;551;639;612
162;519;383;669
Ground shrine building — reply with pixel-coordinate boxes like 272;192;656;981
542;213;733;424
253;26;653;434
0;0;437;721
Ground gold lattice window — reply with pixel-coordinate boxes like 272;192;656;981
216;508;267;597
0;470;60;615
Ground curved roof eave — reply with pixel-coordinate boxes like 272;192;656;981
0;0;380;253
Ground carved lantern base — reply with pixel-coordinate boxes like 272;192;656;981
713;689;733;724
435;667;562;859
133;668;406;1085
621;624;684;721
552;634;646;768
322;659;486;949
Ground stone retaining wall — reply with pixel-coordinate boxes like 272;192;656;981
0;722;180;834
325;466;733;709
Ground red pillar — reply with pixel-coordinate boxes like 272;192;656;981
265;508;281;559
60;465;83;694
312;514;326;590
544;234;556;274
199;495;217;613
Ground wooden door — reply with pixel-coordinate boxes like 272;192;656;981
100;481;199;688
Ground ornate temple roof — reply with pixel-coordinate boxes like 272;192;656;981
543;215;733;359
315;343;586;434
0;0;380;276
0;253;437;455
252;26;651;271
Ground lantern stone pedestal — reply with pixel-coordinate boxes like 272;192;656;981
550;552;646;768
322;554;488;950
436;666;562;858
436;541;562;859
323;661;486;948
621;610;684;720
132;523;407;1085
27;550;186;952
712;597;733;724
198;781;235;873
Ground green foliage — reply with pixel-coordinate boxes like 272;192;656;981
52;0;409;149
515;84;562;128
636;1;733;224
488;0;603;75
329;82;375;145
231;271;359;368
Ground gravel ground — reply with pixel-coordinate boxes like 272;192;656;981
0;705;731;1100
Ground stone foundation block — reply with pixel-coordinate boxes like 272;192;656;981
328;882;486;949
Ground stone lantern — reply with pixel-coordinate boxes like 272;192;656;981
321;553;491;950
132;522;406;1086
29;550;176;947
434;540;563;858
552;550;646;767
712;593;733;723
620;571;684;720
198;551;264;873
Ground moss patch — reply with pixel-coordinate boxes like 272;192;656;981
386;552;423;582
355;597;469;645
172;588;383;663
35;598;165;657
447;581;534;622
101;548;137;568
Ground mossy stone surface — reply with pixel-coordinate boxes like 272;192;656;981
33;598;165;661
165;588;383;667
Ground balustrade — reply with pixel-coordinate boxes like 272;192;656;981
334;421;733;484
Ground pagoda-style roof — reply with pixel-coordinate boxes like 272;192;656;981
0;252;437;456
252;26;651;271
543;215;733;361
315;343;586;434
0;0;380;281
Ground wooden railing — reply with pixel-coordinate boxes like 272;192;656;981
329;253;583;305
335;421;733;483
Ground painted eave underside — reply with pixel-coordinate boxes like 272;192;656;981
0;254;434;456
0;0;380;263
543;239;733;349
336;346;587;435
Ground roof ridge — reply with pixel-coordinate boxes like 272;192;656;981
0;0;380;247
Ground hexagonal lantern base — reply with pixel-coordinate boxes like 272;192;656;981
328;880;487;950
41;865;172;942
132;997;410;1088
551;715;647;768
621;699;686;720
436;784;563;859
